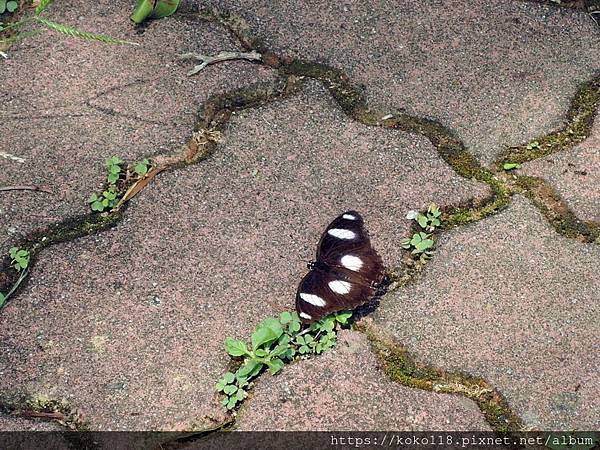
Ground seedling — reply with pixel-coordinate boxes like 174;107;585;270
0;293;5;308
0;1;18;15
216;310;352;410
9;247;29;272
401;231;434;263
105;156;122;184
526;141;540;151
133;158;150;176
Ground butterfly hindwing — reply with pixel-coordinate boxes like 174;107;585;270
295;266;378;323
296;210;386;323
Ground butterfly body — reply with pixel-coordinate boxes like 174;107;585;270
296;211;386;323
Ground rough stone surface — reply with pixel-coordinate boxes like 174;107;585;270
0;0;274;255
0;413;64;431
521;120;600;223
0;82;488;430
203;0;600;165
237;330;490;430
374;196;600;430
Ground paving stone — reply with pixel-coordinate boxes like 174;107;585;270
204;0;600;165
237;330;490;430
374;196;600;429
521;120;600;223
0;0;274;255
0;81;489;430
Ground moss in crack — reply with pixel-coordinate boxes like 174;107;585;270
515;175;600;243
496;75;600;167
444;170;512;228
0;209;124;305
359;323;524;432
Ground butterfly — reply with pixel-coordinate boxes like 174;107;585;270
295;211;386;323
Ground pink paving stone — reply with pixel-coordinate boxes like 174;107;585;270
374;196;600;429
0;0;274;255
236;330;490;430
201;0;600;165
0;81;489;430
521;119;600;223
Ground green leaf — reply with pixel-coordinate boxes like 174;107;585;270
304;334;314;344
222;372;235;384
88;193;98;203
223;385;237;395
270;343;289;357
266;358;284;375
503;163;521;171
295;335;305;345
417;214;428;229
299;345;309;354
236;359;262;379
35;0;53;15
0;293;5;308
130;0;154;24
235;389;246;401
335;311;352;324
92;201;104;211
226;397;237;410
254;348;268;358
36;18;137;45
224;338;249;357
110;164;121;174
134;163;148;175
107;173;119;183
415;239;434;251
9;247;17;258
280;311;292;324
251;318;283;351
6;1;17;13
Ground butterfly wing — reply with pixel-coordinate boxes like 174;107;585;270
295;266;379;323
296;210;386;323
317;210;385;287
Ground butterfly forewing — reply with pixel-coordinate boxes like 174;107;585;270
296;210;386;323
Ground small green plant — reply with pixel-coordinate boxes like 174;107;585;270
526;141;540;151
9;247;29;272
105;156;122;183
130;0;181;24
503;162;522;171
88;185;118;212
216;310;352;410
88;156;123;212
403;202;442;263
1;0;136;49
401;231;434;263
133;158;150;176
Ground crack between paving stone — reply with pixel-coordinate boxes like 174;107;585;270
1;6;598;433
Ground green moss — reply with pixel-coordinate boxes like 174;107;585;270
516;175;600;243
362;327;524;432
496;75;600;167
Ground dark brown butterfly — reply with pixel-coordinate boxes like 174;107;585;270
295;211;386;323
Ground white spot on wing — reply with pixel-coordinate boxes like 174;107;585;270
299;312;312;320
328;228;356;239
300;293;326;307
341;255;363;272
342;213;357;220
328;280;352;295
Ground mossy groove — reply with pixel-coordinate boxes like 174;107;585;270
496;75;600;168
358;321;524;433
0;76;302;308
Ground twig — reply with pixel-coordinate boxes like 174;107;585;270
0;151;25;162
178;50;262;76
0;185;52;194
